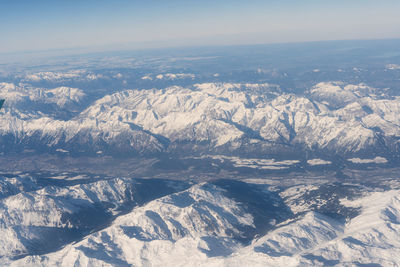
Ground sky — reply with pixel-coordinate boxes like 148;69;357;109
1;0;400;53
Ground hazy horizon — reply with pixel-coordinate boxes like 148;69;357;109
1;0;400;54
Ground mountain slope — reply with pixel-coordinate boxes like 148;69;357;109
6;180;400;266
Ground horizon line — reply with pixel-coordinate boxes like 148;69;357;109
1;37;400;58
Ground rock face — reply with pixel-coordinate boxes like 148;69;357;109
1;81;400;158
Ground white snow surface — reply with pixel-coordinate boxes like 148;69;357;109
7;181;400;266
0;176;149;262
23;70;104;82
197;155;300;170
142;73;195;80
1;81;399;154
386;64;400;70
307;159;332;166
348;156;388;164
0;82;85;109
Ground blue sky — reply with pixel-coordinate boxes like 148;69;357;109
1;0;400;53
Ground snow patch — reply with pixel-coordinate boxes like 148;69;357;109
307;159;332;166
386;64;400;70
348;156;388;164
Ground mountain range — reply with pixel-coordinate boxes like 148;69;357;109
1;81;399;163
0;173;399;266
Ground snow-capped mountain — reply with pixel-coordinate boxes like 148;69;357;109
1;81;400;159
0;174;190;261
22;70;104;82
0;82;86;120
2;174;399;266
